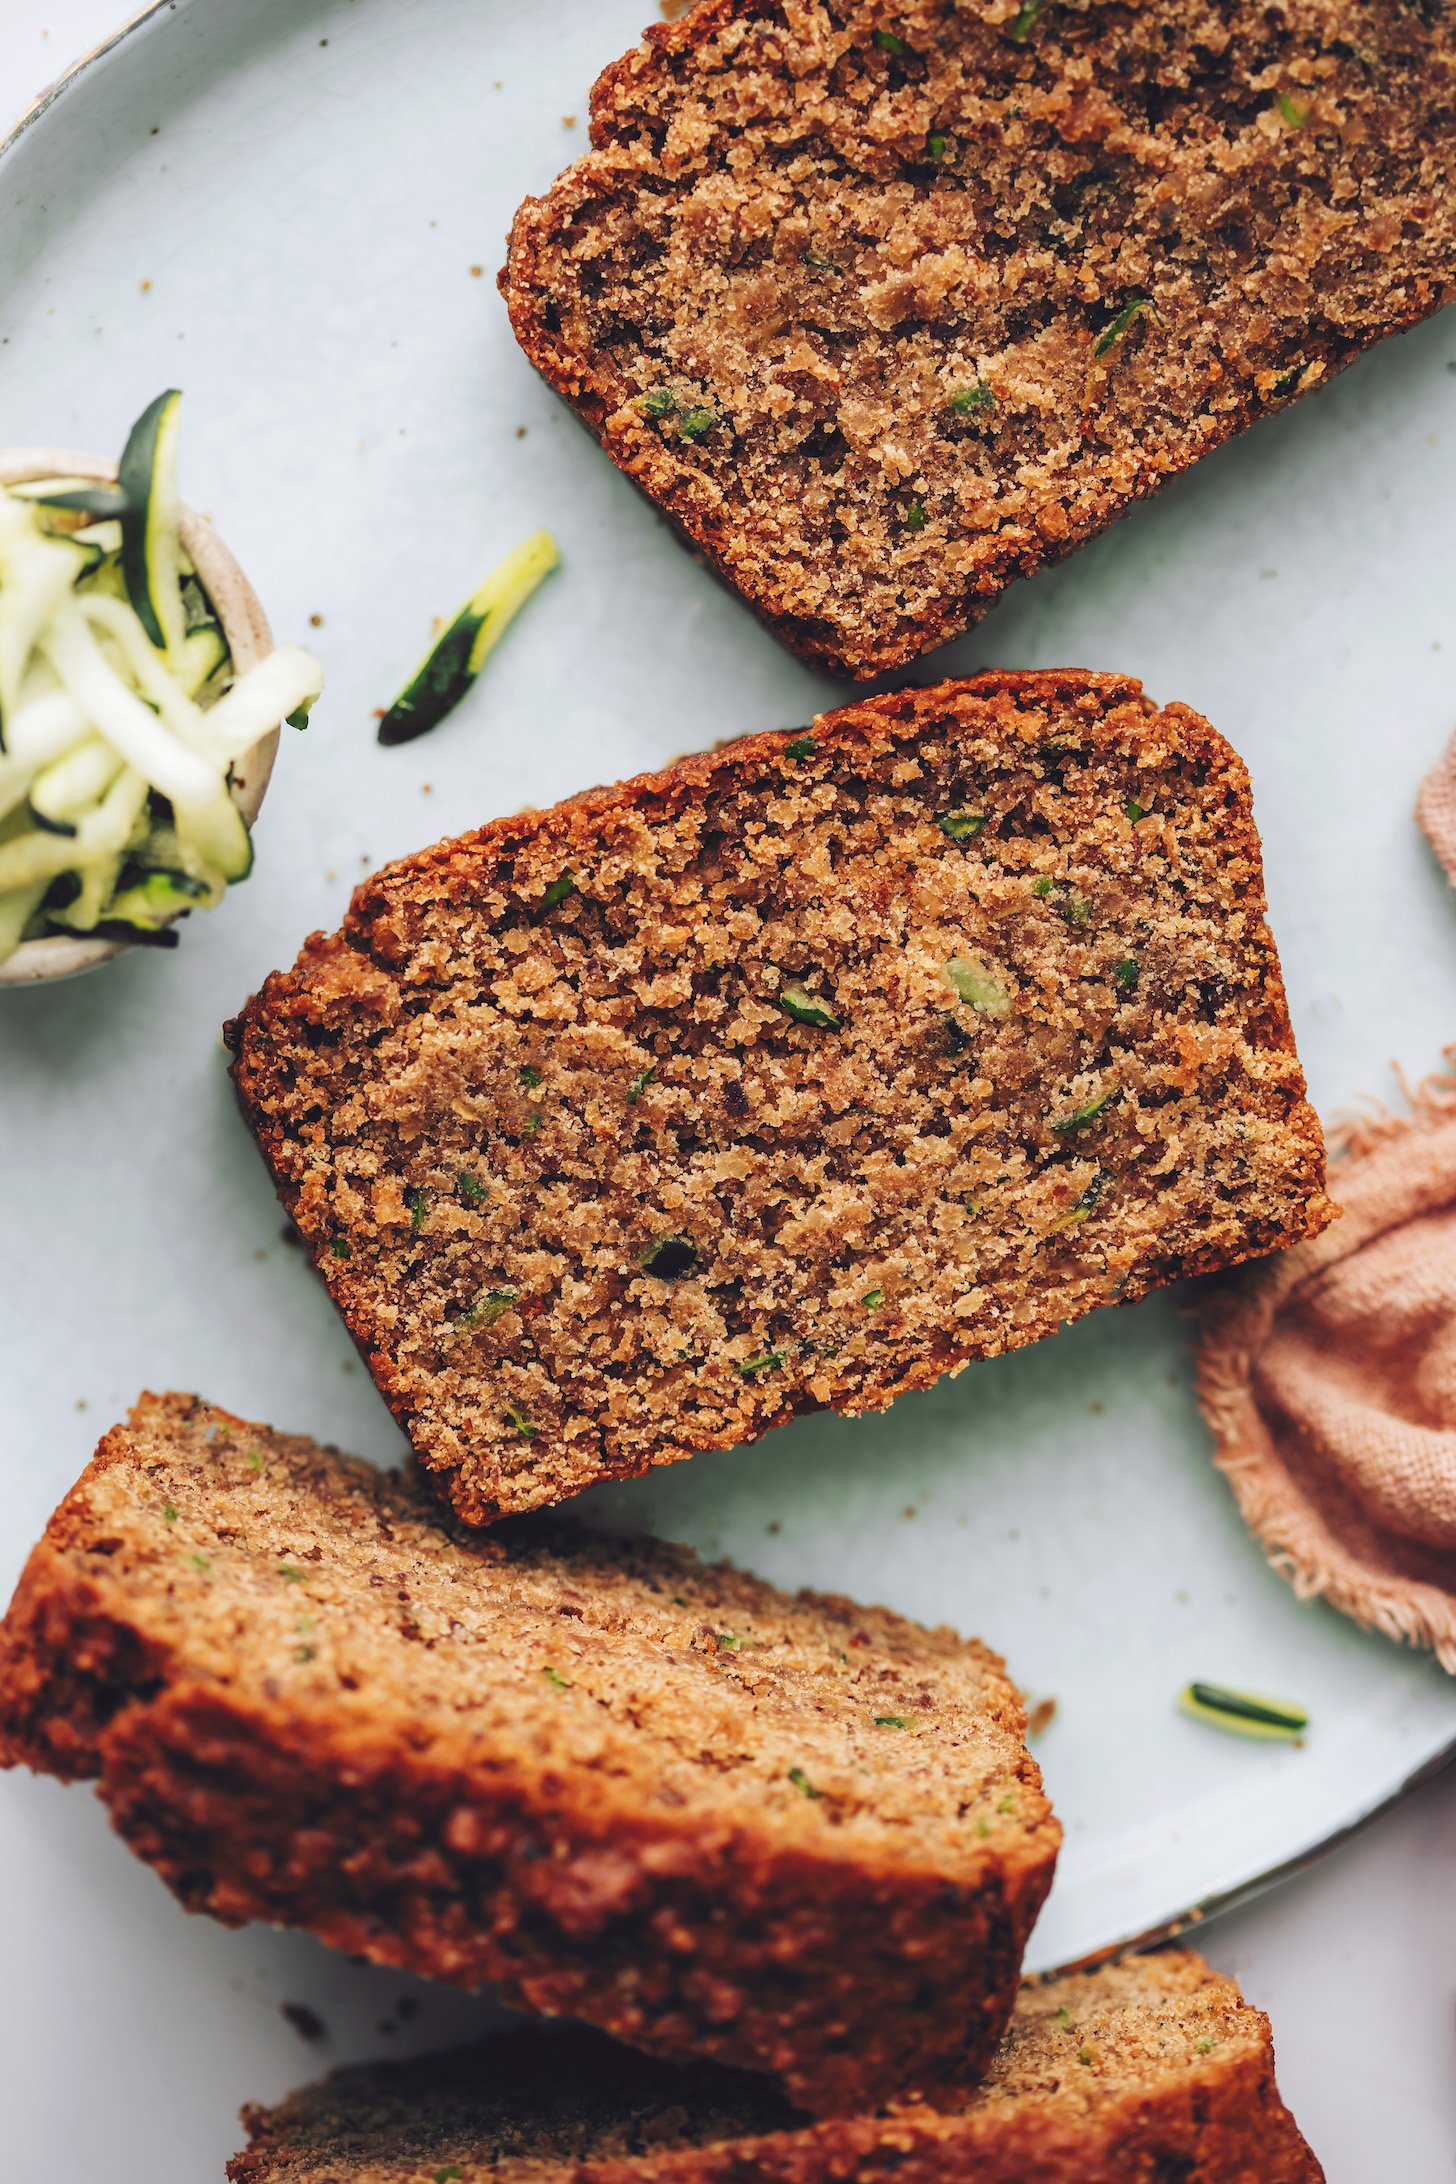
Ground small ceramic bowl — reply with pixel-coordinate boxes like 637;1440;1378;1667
0;444;278;986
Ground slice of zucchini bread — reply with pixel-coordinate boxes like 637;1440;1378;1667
0;1392;1059;2118
227;1952;1323;2184
501;0;1456;680
226;673;1332;1527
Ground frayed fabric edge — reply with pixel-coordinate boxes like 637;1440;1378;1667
1326;1043;1456;1164
1191;729;1456;1663
1196;1029;1456;1676
1195;1344;1456;1675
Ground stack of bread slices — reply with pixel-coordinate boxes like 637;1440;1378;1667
0;668;1332;2175
0;1385;1321;2180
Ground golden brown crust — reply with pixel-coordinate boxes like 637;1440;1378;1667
226;674;1332;1526
0;1392;1058;2117
227;1952;1324;2183
499;0;1455;679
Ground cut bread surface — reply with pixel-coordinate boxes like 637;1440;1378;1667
228;1952;1324;2183
501;0;1456;678
0;1392;1058;2116
228;673;1331;1526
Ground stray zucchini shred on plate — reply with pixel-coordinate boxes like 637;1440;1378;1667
1177;1682;1309;1742
376;529;560;746
0;389;323;965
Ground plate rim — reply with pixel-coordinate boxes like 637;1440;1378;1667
2;0;175;157
1029;1729;1456;1975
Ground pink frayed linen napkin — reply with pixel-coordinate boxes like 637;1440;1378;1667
1196;740;1456;1671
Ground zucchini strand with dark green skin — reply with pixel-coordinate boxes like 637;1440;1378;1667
1093;297;1162;359
377;530;560;746
1051;1087;1117;1133
25;387;189;662
22;484;129;519
779;981;840;1028
118;388;186;658
1177;1682;1309;1741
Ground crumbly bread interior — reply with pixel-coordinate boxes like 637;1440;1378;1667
984;1952;1260;2112
501;0;1456;677
228;675;1331;1526
0;1393;1057;2114
228;1952;1322;2183
230;2037;800;2184
6;1393;1040;1857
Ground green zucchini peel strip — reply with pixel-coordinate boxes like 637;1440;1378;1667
779;981;841;1029
1177;1682;1309;1742
378;529;561;746
1093;296;1163;360
119;388;187;660
1051;1086;1118;1133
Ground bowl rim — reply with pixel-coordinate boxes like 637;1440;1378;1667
0;446;277;987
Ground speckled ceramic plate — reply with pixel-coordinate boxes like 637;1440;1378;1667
1;4;1454;2179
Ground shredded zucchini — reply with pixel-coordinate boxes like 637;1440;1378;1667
0;393;324;964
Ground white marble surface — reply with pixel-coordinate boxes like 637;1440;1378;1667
2;5;1455;2179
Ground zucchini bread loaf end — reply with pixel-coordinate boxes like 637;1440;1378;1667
0;1392;1058;2117
227;673;1332;1526
501;0;1455;678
